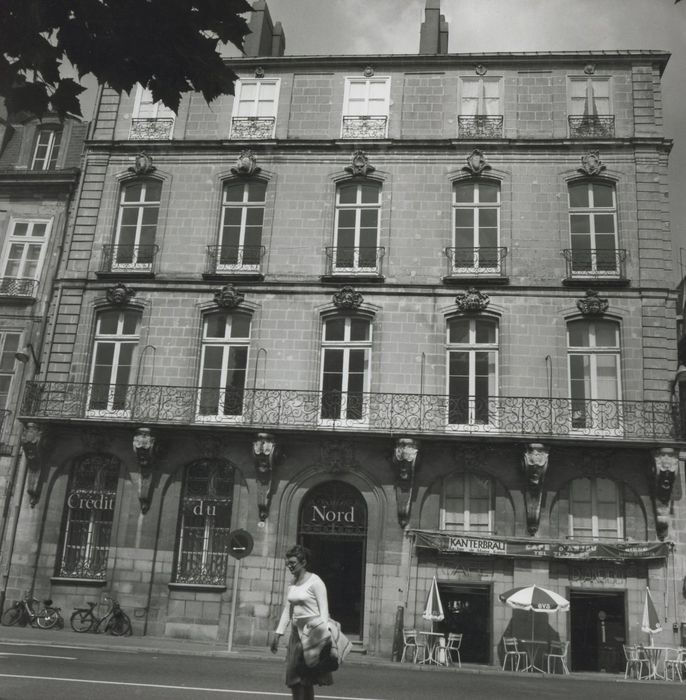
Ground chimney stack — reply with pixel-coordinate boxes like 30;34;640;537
419;0;449;55
244;1;286;57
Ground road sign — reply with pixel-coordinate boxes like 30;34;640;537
227;529;253;560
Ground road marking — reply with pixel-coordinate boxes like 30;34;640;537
0;653;76;660
0;674;386;700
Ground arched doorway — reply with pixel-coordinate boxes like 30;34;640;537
298;480;367;638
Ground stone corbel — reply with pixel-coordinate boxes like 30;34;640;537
652;447;679;540
132;427;158;514
21;422;46;507
391;438;420;528
253;433;278;521
522;443;549;535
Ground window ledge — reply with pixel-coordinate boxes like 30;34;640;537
168;582;227;593
320;274;385;284
202;272;265;282
562;277;630;287
50;577;108;587
95;271;156;280
442;275;509;286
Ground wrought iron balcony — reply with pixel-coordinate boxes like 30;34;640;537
229;117;276;140
568;115;615;138
324;246;385;277
205;245;266;276
341;115;388;139
0;278;38;299
457;115;504;139
19;382;682;444
100;244;159;274
129;118;175;140
444;247;508;278
562;248;627;282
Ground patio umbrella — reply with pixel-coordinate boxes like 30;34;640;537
422;575;444;632
499;584;570;643
641;587;662;647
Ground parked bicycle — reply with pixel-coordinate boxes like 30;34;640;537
1;592;63;629
70;596;132;636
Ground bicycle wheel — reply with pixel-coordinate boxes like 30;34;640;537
36;607;61;629
107;612;131;637
70;609;94;633
1;605;23;627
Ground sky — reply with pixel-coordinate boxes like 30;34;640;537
258;0;686;282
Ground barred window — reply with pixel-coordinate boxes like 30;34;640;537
57;454;120;580
174;460;234;585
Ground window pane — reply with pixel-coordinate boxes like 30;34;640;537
97;311;120;335
338;184;357;204
592;183;614;208
568;183;589;208
594;321;618;347
230;314;251;339
224;183;244;203
325;318;345;341
478;182;499;203
360;184;380;204
205;314;227;339
454;182;475;203
350;319;370;341
448;319;470;344
567;321;590;347
474;319;497;344
247;181;267;202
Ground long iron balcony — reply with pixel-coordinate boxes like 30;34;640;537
19;382;681;443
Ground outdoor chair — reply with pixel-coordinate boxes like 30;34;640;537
446;632;463;667
623;644;649;680
400;629;426;663
544;640;569;674
502;637;527;672
665;647;686;681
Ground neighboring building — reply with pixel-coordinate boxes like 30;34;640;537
0;105;86;610
4;0;684;671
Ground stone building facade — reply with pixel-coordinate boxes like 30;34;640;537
3;2;684;671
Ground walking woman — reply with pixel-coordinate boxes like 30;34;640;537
271;544;333;700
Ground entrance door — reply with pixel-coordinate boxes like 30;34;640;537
437;584;491;664
569;590;626;672
299;481;367;638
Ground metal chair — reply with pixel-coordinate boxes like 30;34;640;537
622;644;649;680
446;632;462;667
544;641;569;674
400;629;426;663
502;637;527;672
665;647;686;681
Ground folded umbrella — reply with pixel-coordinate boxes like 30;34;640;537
641;587;661;646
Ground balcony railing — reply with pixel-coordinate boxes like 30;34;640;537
341;115;388;139
457;115;504;139
129;118;175;140
562;248;627;281
205;245;266;275
0;278;38;298
444;247;508;277
568;115;615;138
229;117;276;140
19;382;682;443
100;244;159;274
324;246;385;276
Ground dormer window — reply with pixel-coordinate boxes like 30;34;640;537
31;129;62;170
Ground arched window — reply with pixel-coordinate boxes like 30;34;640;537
174;460;234;585
567;319;621;432
217;180;266;271
320;316;371;423
568;180;618;276
31;129;62;170
197;312;251;419
447;316;498;426
88;308;141;415
57;454;119;580
569;477;622;540
452;179;501;272
332;181;382;273
441;472;494;533
112;179;161;271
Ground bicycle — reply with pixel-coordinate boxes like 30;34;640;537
1;593;63;629
70;596;132;636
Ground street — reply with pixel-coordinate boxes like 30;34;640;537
0;640;683;700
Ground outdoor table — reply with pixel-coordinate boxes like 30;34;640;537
417;631;447;666
518;639;548;673
639;645;673;680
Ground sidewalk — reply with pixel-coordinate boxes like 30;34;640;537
0;624;649;684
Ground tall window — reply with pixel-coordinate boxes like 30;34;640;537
320;316;371;422
88;309;141;414
447;317;498;426
230;79;279;139
218;181;266;270
31;129;62;170
333;182;381;272
130;85;175;139
112;180;161;270
341;77;390;138
58;454;119;580
174;460;234;585
569;477;622;540
197;312;250;419
458;77;503;138
567;319;621;431
0;332;20;410
441;472;493;533
568;181;618;274
452;180;501;271
569;77;611;116
0;219;51;296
